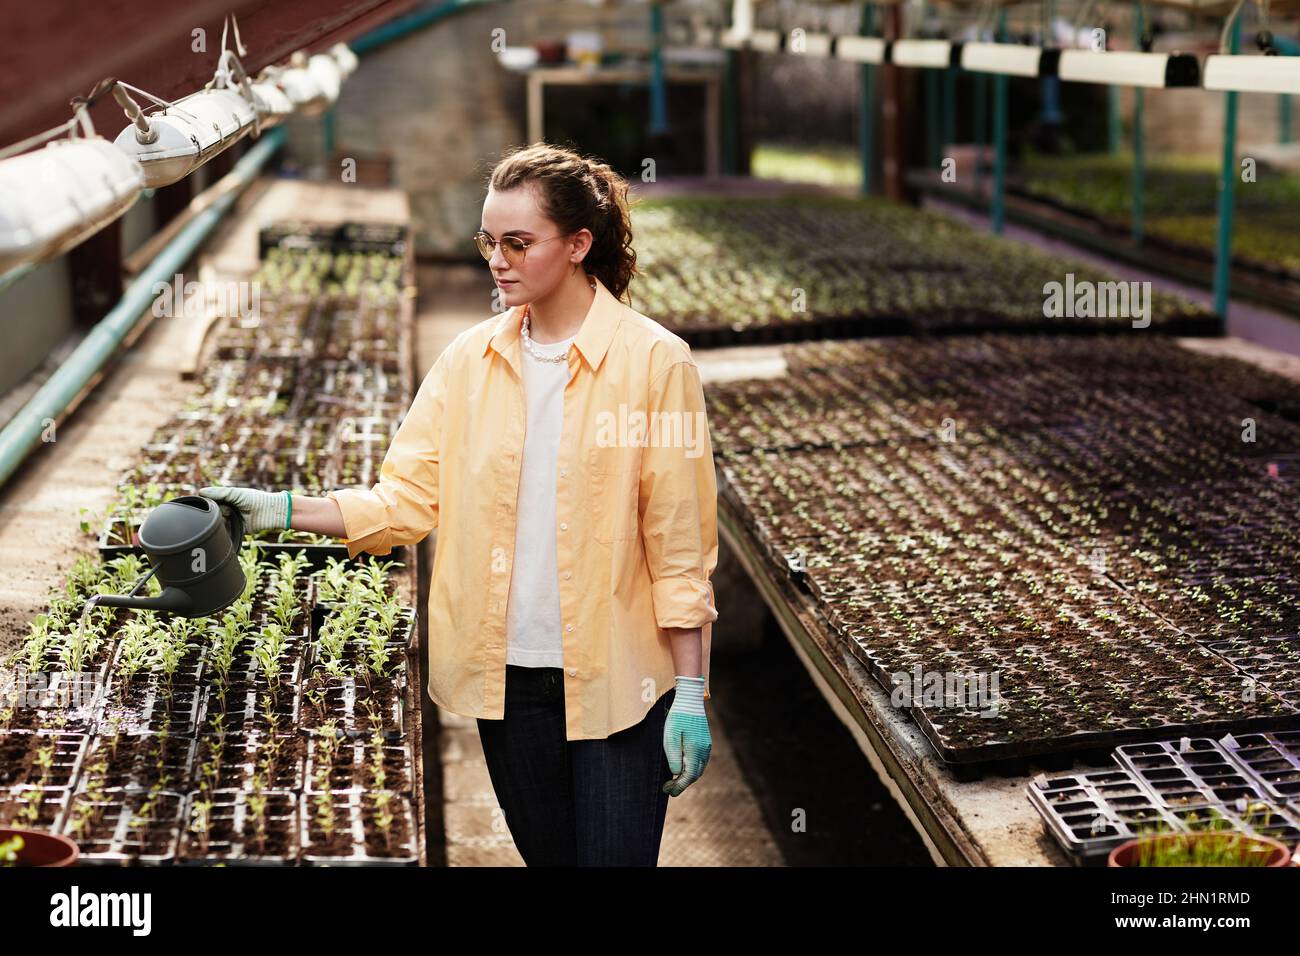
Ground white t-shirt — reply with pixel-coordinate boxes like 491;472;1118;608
504;329;576;668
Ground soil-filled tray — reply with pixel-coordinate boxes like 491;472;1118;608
0;731;88;790
304;733;414;794
95;656;206;736
191;732;307;794
0;784;73;831
62;789;186;865
298;671;405;740
904;676;1298;772
0;667;106;734
180;789;300;865
78;732;196;794
300;789;419;866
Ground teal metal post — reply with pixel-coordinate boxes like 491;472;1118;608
722;48;738;174
1213;16;1241;325
974;73;986;194
1282;95;1293;144
1132;10;1146;244
942;66;957;158
926;70;941;168
1108;86;1122;154
860;4;877;194
649;2;668;134
991;10;1008;234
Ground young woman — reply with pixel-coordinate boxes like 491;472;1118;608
203;142;719;866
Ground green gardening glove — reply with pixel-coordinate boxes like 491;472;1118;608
199;486;291;535
662;675;711;797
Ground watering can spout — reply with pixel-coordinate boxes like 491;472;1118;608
95;587;193;615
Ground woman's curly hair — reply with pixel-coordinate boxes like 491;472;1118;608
486;142;640;304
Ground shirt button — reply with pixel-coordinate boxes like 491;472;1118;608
559;468;566;478
566;624;573;632
559;522;567;531
567;668;576;677
563;571;572;580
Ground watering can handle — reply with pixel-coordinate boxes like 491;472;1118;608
218;501;246;553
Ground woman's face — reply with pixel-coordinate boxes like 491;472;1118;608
480;184;591;307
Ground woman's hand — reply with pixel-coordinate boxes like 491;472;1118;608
199;486;290;535
662;675;711;796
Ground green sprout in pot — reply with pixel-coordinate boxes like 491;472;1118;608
0;834;24;865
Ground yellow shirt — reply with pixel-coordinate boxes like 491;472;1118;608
326;274;718;740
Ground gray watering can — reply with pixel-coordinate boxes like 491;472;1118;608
95;495;246;618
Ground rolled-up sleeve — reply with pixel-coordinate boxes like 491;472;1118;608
639;358;720;631
326;347;449;558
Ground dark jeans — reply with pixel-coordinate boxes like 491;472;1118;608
476;664;676;866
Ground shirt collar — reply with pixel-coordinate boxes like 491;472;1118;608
482;273;621;373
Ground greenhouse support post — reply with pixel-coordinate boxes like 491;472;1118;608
1213;16;1241;325
649;2;668;135
860;3;877;195
991;9;1008;234
1132;9;1146;245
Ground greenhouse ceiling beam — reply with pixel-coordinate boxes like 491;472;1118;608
0;128;285;492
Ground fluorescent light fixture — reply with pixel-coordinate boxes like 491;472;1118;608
249;77;294;129
835;35;889;64
748;29;784;52
1058;50;1200;87
0;136;142;274
790;31;835;57
112;87;259;188
720;29;746;50
961;42;1059;77
891;39;961;69
1203;54;1300;94
308;53;343;104
331;43;359;79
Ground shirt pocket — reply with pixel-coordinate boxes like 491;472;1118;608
588;445;638;544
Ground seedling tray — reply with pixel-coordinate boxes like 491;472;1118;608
96;657;206;736
298;671;405;740
304;734;414;794
1217;730;1300;802
190;732;306;794
78;732;196;793
63;789;186;865
902;676;1300;774
1027;768;1300;865
0;731;89;790
179;789;300;865
300;789;419;866
1113;738;1269;807
0;784;73;831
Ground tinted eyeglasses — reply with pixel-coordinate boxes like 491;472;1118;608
473;231;565;266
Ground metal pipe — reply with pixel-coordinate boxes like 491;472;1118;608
860;3;877;195
0;128;284;489
991;10;1008;234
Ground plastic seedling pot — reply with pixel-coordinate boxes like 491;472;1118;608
0;826;79;866
1108;831;1290;867
304;735;414;795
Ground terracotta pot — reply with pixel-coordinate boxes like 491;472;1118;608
0;828;79;867
1108;832;1290;868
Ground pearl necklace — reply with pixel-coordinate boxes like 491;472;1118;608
520;276;594;364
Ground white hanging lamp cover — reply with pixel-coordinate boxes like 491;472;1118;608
331;42;360;78
250;71;295;129
278;52;330;116
307;53;344;103
112;86;259;188
0;124;143;274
